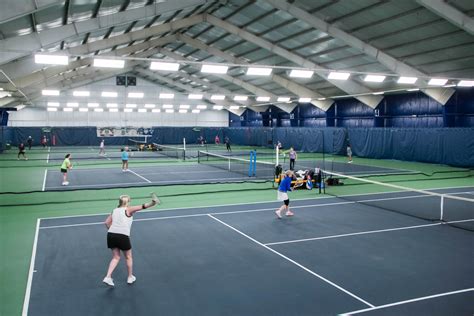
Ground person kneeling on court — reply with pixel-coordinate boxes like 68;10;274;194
103;193;160;287
276;170;294;219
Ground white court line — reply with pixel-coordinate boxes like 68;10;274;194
47;147;50;153
208;214;375;308
127;169;152;183
22;219;40;316
340;288;474;315
41;169;48;192
265;223;444;246
38;191;474;229
37;185;474;221
46;154;49;164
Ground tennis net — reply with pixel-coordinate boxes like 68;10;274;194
323;170;474;231
198;150;276;179
153;143;186;160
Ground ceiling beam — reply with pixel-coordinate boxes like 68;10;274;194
0;1;206;65
157;47;279;102
0;0;62;23
416;0;474;35
176;33;334;111
203;13;383;108
3;35;177;90
135;68;237;109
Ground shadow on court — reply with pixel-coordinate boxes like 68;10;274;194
26;188;474;315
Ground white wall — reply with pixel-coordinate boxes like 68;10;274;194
8;108;228;127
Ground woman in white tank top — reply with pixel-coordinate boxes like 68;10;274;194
102;193;160;287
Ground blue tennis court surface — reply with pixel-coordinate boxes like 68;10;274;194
25;188;474;315
43;162;411;191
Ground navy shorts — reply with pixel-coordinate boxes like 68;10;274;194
60;168;67;173
107;232;132;251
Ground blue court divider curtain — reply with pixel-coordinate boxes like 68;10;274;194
348;128;474;167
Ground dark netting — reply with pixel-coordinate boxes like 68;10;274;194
198;150;276;180
323;170;474;232
153;143;186;160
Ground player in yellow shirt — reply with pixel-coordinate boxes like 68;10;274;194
60;154;72;186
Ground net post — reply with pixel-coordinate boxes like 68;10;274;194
183;138;186;161
276;145;279;166
440;194;444;221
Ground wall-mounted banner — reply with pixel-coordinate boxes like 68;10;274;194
97;127;154;137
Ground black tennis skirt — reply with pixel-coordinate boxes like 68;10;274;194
107;232;132;251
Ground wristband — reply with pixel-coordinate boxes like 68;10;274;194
142;203;147;209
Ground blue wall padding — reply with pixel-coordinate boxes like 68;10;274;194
348;128;474;167
3;126;474;166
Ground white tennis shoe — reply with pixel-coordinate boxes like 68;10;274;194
127;275;136;284
103;277;114;287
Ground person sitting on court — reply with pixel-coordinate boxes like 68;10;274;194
103;193;160;287
18;142;28;160
60;154;72;186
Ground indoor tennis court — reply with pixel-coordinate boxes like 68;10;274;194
1;1;473;316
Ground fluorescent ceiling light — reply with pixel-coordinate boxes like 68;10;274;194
443;84;456;88
47;102;60;107
94;108;104;112
256;96;270;102
73;91;90;97
106;103;118;108
397;77;418;84
277;97;290;102
211;95;225;100
364;75;386;82
165;109;174;113
180;105;190;109
328;72;350;80
144;104;156;108
213;105;224;110
201;64;228;74
138;109;147;113
42;90;60;96
407;88;420;92
162;104;173;109
102;92;117;97
192;109;200;114
79;108;89;112
63;108;73;112
152;109;161;113
87;103;99;108
150;62;179;71
299;97;312;103
229;106;240;110
109;108;119;112
179;109;188;113
47;108;58;112
246;67;272;76
317;97;326;101
289;70;313;78
159;93;174;99
125;104;137;108
66;102;79;107
16;105;26;111
93;58;125;68
0;91;12;98
428;78;448;86
128;92;144;98
234;95;248;101
124;108;133;113
196;105;207;109
372;91;384;95
458;80;474;87
188;94;203;100
35;54;68;65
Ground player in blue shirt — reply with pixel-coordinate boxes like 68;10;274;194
121;147;129;172
275;170;294;218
